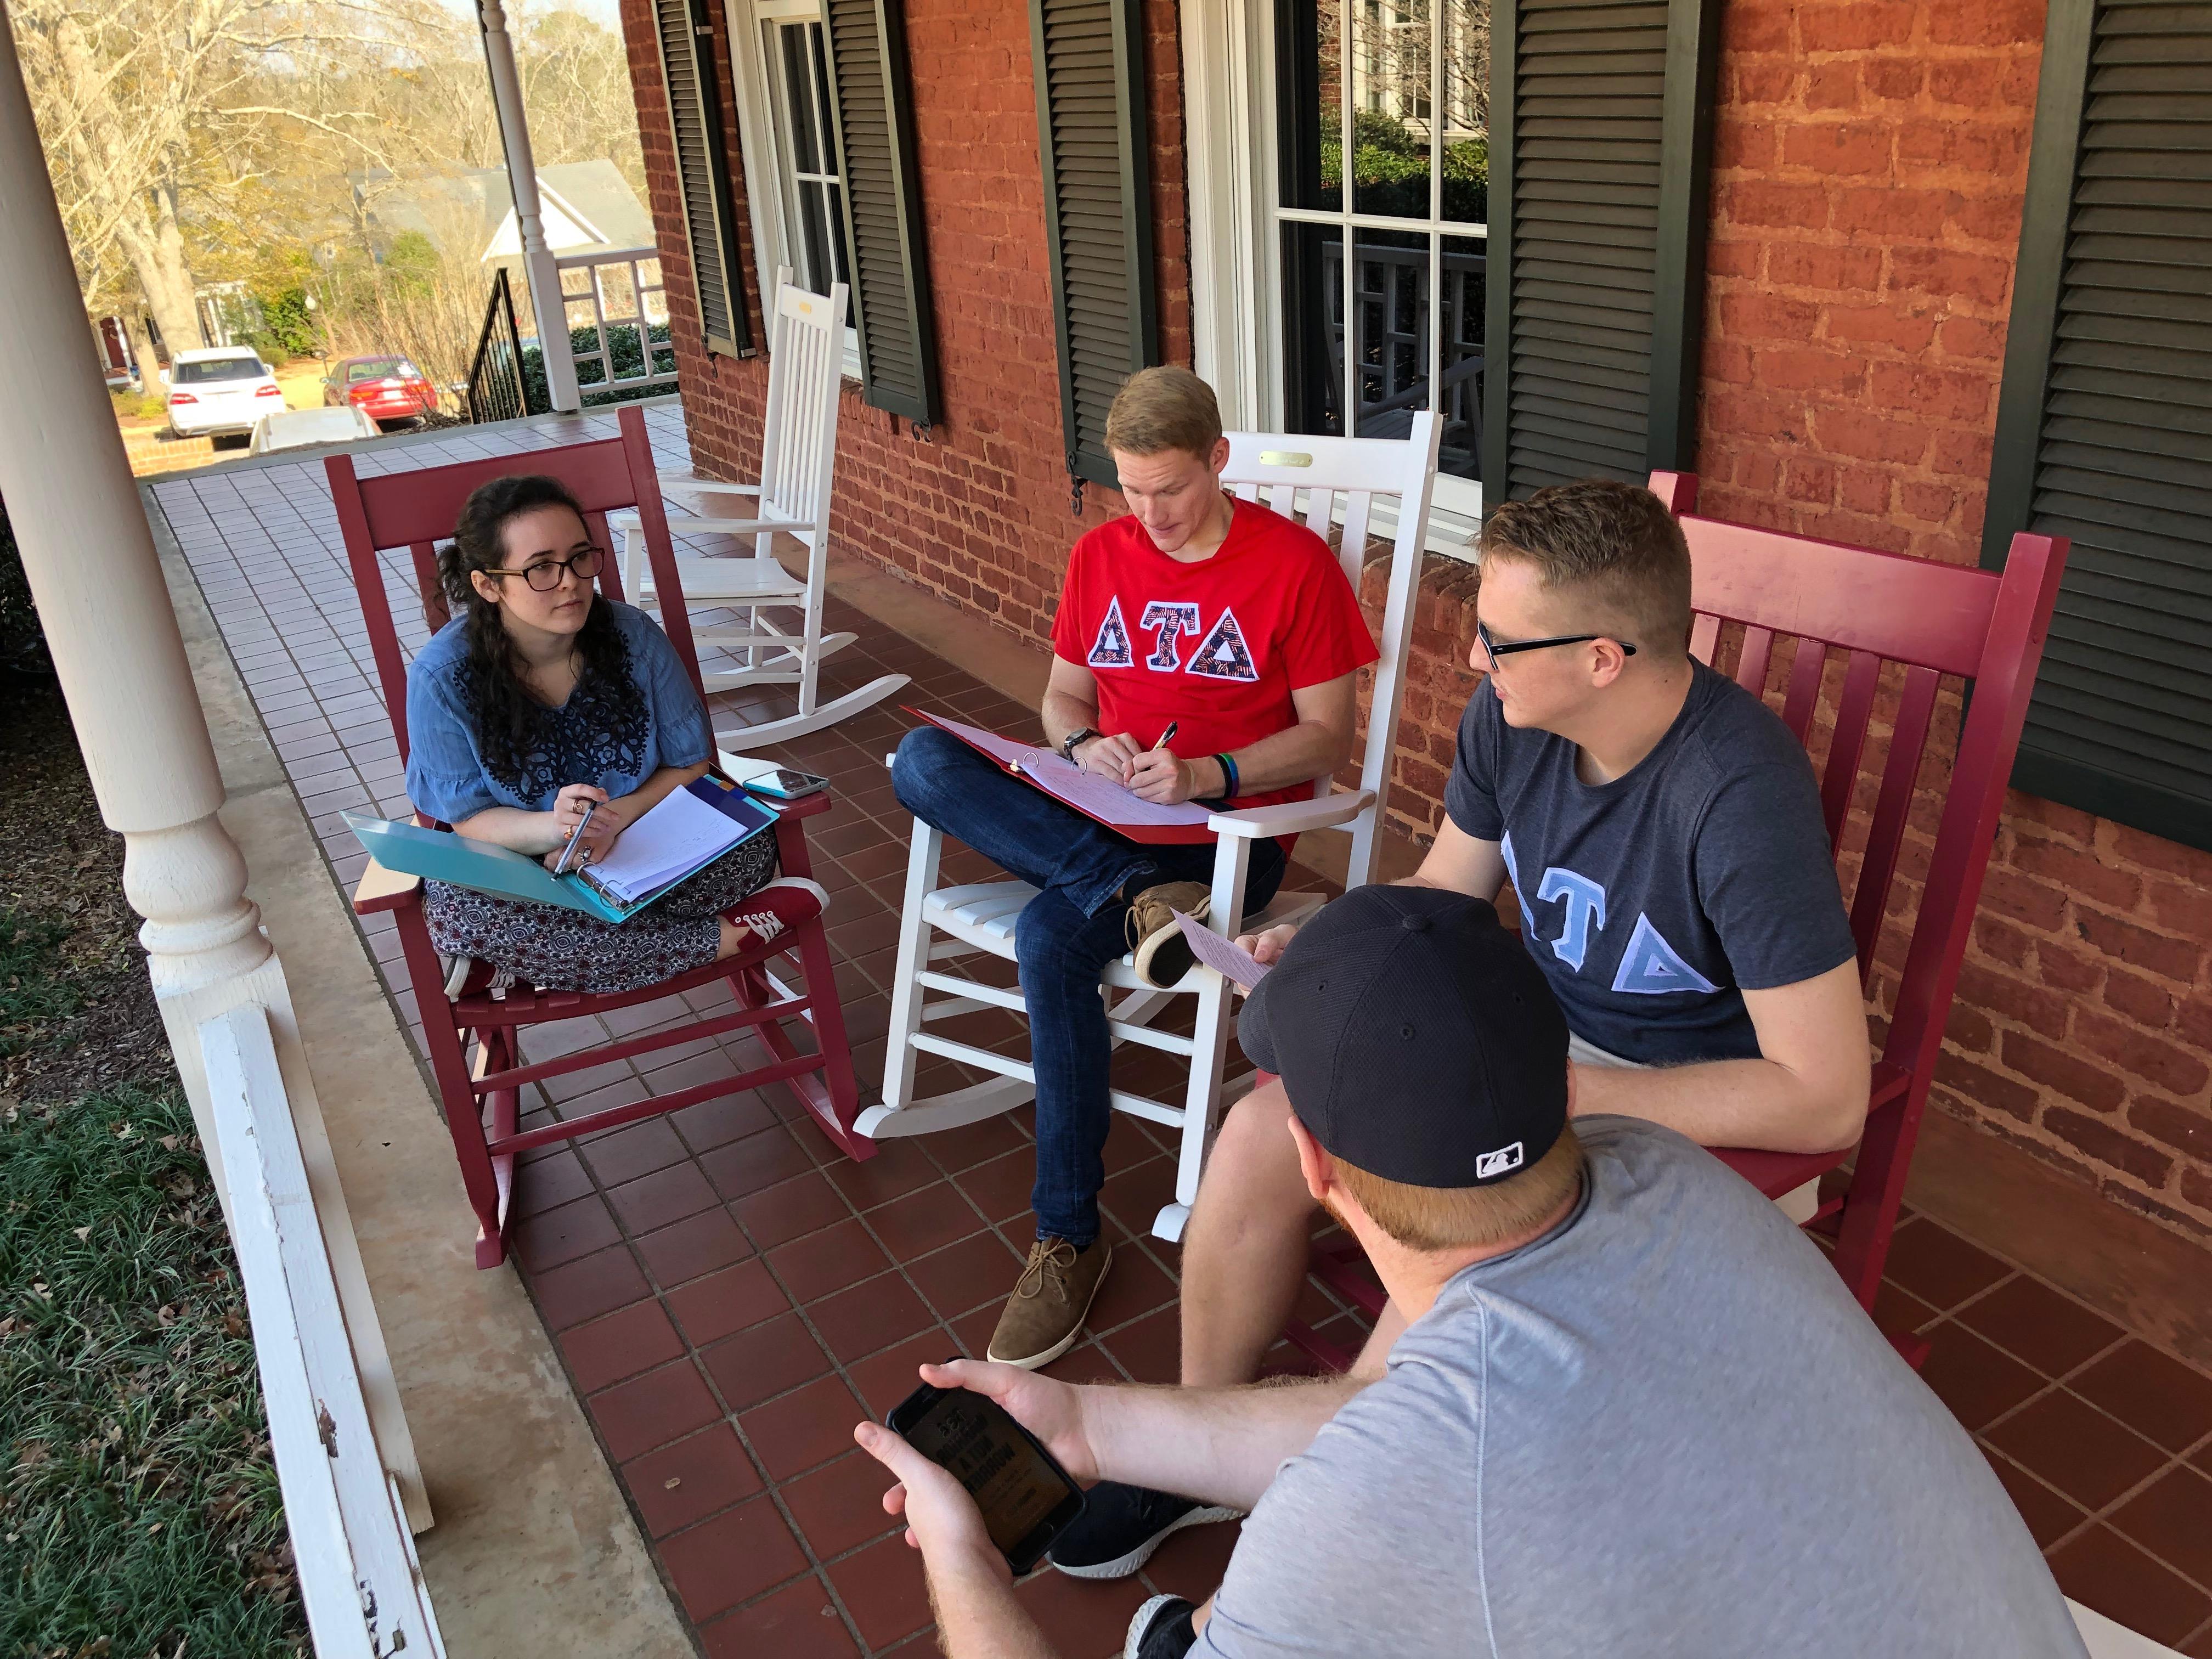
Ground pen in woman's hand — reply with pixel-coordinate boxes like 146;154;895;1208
554;800;597;873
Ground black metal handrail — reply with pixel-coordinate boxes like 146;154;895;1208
466;267;532;425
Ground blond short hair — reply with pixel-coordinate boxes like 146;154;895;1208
1104;365;1223;461
1331;1125;1584;1253
1479;481;1692;658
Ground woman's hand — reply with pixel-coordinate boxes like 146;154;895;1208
540;783;610;867
1234;922;1300;966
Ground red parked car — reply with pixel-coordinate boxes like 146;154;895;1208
323;356;438;429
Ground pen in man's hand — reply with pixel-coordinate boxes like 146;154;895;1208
554;800;597;874
1153;720;1178;752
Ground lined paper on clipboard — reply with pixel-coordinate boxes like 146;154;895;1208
911;710;1215;836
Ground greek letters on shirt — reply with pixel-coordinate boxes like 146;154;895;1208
1502;833;1719;997
1090;599;1261;683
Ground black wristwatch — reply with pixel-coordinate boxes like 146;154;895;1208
1060;727;1098;761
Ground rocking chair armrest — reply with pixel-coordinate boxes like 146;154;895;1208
1207;787;1375;839
353;854;421;915
654;514;810;538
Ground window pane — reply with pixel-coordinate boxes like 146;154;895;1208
1350;227;1430;438
1439;233;1486;479
1441;0;1489;224
1280;222;1345;436
1351;0;1429;218
797;180;836;297
781;25;820;175
1276;0;1342;212
808;24;842;177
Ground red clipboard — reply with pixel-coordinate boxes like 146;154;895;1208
905;707;1218;845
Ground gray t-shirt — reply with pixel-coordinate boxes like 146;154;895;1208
1196;1120;2086;1659
1446;661;1857;1064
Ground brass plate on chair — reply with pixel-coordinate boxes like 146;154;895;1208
1258;450;1314;468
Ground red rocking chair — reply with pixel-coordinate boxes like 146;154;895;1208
330;404;872;1268
1289;473;2069;1370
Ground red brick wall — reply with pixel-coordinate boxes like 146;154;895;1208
1697;0;2212;1243
623;0;1193;646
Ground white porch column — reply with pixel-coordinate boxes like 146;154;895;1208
478;0;582;414
0;7;428;1528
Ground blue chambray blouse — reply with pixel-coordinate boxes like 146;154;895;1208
403;601;714;824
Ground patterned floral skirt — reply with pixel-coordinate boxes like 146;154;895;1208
423;832;780;995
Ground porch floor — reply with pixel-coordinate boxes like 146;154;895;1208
146;406;2212;1657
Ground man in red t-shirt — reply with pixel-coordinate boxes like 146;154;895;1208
890;366;1377;1368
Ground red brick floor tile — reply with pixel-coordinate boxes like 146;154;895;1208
1879;1221;2012;1313
848;1331;961;1419
637;1206;756;1290
2177;1623;2212;1659
1085;1243;1180;1336
1098;1305;1179;1385
740;1372;871;1481
657;1494;811;1625
1985;1387;2171;1512
1102;1111;1165;1176
949;1304;1001;1359
558;1300;685;1395
1013;1564;1153;1659
958;1149;1040;1224
703;1310;833;1410
866;1183;992;1260
588;1357;722;1462
825;1138;941;1211
669;1087;781;1153
639;1048;743;1098
512;1193;622;1274
1870;1277;1941;1342
781;1448;904;1560
1098;1158;1178;1240
576;1118;691;1187
919;1111;1035;1177
667;1257;792;1346
1039;1339;1126;1387
697;1572;860;1659
513;1148;594;1217
735;1169;853;1248
1141;1515;1245;1605
2049;1525;2212;1646
907;1228;1026;1321
702;1125;819;1199
770;1217;895;1302
620;1424;765;1538
1919;1327;2047;1432
2070;1341;2212;1454
2111;1463;2212;1587
823;1532;933;1650
806;1270;939;1364
1980;1448;2089;1550
1955;1273;2126;1379
606;1159;721;1235
527;1243;650;1331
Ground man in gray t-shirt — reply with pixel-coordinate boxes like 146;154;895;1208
853;887;2086;1659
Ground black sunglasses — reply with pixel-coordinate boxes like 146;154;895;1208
1476;620;1637;673
484;545;604;593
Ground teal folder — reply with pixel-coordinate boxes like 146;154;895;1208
346;777;778;924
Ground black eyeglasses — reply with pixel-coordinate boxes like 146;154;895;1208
1476;620;1637;674
484;546;604;593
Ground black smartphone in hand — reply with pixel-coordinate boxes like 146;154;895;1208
885;1370;1087;1574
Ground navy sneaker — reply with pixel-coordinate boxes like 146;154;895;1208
1125;1595;1199;1659
1047;1481;1242;1579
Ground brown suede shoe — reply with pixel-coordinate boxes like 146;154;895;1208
986;1236;1113;1369
1127;880;1212;989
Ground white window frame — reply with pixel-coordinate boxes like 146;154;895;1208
1183;0;1486;557
721;0;865;382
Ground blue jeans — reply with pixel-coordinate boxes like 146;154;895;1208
891;725;1286;1246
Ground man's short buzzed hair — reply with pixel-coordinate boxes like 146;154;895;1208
1331;1124;1584;1252
1479;480;1692;657
1104;365;1224;461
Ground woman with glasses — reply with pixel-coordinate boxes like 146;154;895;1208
403;473;808;994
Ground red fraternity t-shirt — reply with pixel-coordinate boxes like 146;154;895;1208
1049;496;1379;809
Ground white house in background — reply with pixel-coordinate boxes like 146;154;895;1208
354;160;656;268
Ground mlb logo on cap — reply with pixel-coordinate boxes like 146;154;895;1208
1476;1143;1525;1180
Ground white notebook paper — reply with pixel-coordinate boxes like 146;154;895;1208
924;714;1213;830
588;787;751;904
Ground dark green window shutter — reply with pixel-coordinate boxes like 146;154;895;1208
1984;0;2212;854
1030;0;1159;490
1481;0;1720;498
654;0;751;358
824;0;943;424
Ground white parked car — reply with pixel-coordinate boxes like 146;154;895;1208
249;403;380;455
165;346;284;439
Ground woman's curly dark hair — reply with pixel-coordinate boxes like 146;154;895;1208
434;474;629;789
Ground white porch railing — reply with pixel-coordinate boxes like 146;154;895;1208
557;245;679;400
205;1005;445;1658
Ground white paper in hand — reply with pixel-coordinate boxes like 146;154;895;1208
1172;910;1272;991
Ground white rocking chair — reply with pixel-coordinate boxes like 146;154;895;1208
855;413;1443;1243
614;267;907;747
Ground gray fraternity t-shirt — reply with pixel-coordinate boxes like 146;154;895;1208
1194;1119;2087;1659
1446;661;1857;1064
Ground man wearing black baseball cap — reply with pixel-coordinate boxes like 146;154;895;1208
852;887;2086;1659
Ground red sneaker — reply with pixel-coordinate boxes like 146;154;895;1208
721;877;827;952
